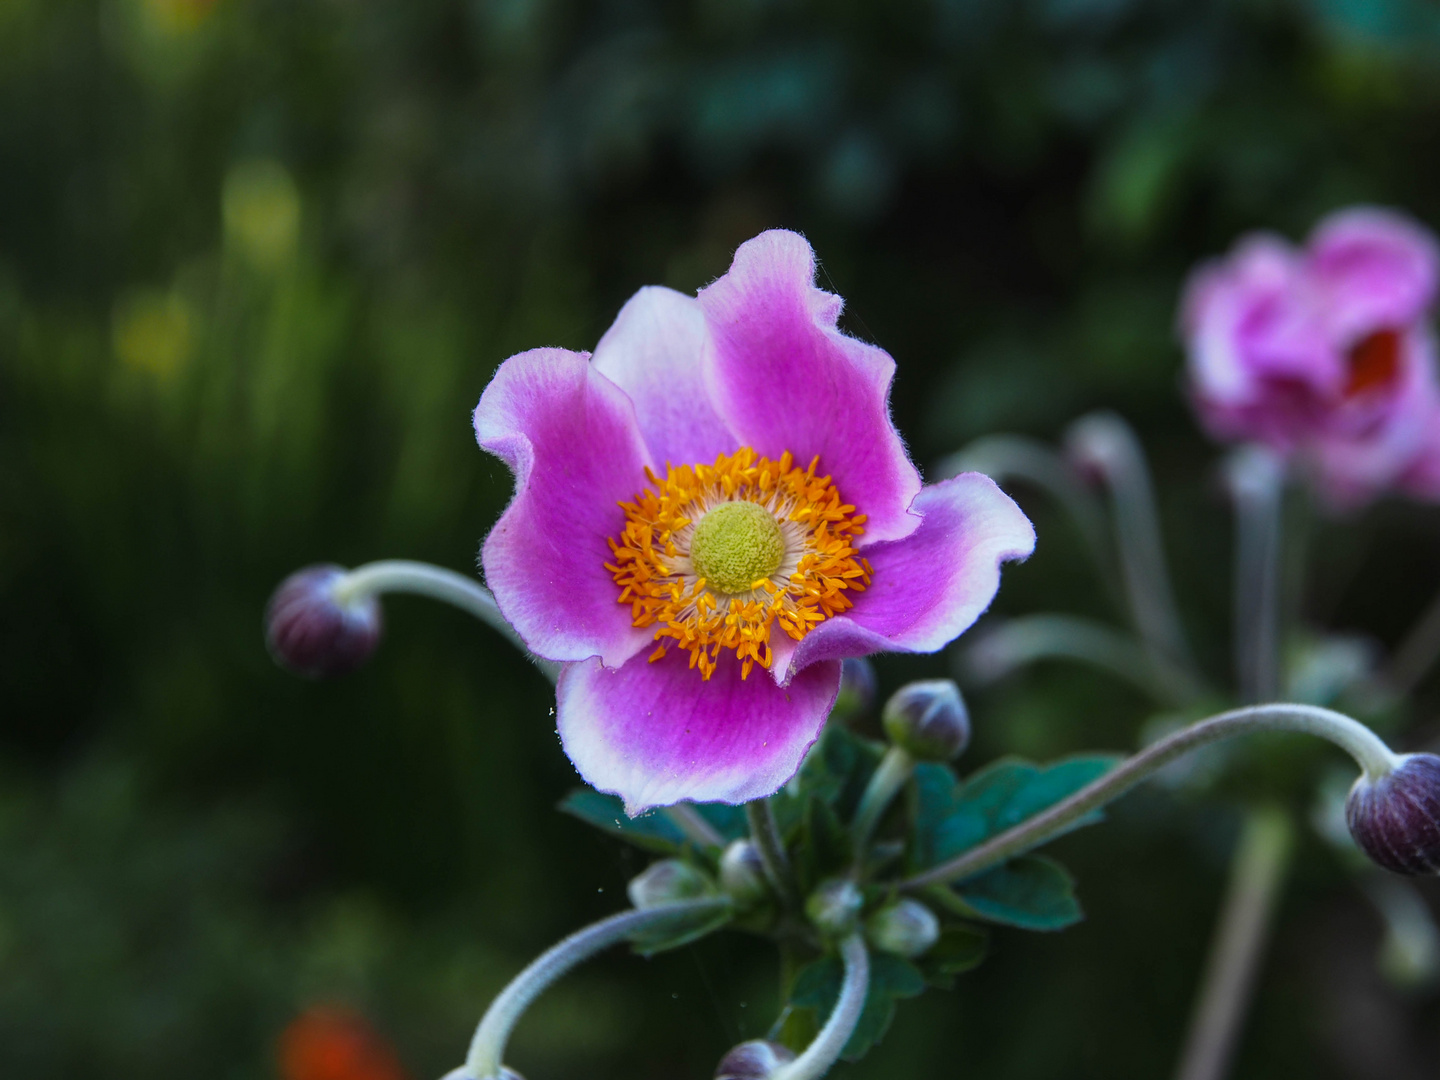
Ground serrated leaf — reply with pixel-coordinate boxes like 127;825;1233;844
790;950;927;1062
910;754;1120;871
558;789;687;854
951;855;1083;931
626;902;734;956
918;925;988;989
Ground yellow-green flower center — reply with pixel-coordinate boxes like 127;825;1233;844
689;499;786;596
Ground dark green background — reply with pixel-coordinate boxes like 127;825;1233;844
4;0;1440;1077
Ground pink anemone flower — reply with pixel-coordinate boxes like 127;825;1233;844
1180;206;1440;508
474;230;1035;813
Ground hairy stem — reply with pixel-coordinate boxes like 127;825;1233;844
335;560;560;682
1172;807;1294;1080
464;899;731;1079
748;799;799;908
1225;448;1285;704
899;704;1398;891
851;746;916;862
771;933;871;1080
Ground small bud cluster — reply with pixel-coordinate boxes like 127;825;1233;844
805;878;864;939
719;840;771;905
1346;754;1440;875
882;679;971;762
865;898;940;958
627;859;715;908
265;564;382;678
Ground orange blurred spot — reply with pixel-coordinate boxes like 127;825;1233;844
1345;328;1402;397
278;1006;409;1080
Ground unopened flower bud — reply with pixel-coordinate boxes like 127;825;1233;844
805;878;864;939
719;840;770;905
1346;755;1440;875
627;859;714;909
714;1039;796;1080
265;564;382;679
865;898;939;958
882;679;970;761
832;657;878;722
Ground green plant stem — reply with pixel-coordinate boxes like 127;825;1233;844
961;613;1205;707
1225;447;1285;704
463;899;731;1080
334;559;560;681
898;704;1398;892
1064;411;1195;678
771;933;871;1080
851;746;915;862
1172;807;1294;1080
748;798;799;908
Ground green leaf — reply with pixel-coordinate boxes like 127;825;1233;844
790;950;927;1062
909;754;1121;871
950;855;1083;931
793;725;884;813
558;789;687;854
694;802;749;843
917;925;988;989
626;903;735;956
796;797;851;895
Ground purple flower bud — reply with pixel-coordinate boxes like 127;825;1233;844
882;679;970;762
719;840;770;905
627;859;714;908
265;564;382;679
1347;754;1440;875
805;877;864;939
714;1039;796;1080
865;898;939;958
832;657;878;721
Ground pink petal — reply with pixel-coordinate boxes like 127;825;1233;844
557;650;842;814
591;286;740;468
474;348;655;667
774;473;1036;680
1309;207;1440;344
698;230;923;546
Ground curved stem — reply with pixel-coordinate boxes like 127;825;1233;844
1172;806;1293;1080
748;799;799;908
936;435;1122;605
772;933;870;1080
900;704;1399;891
1224;447;1285;704
1064;412;1195;676
851;747;915;862
464;899;730;1079
334;560;560;682
960;613;1206;708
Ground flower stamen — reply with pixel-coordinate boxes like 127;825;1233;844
606;448;870;680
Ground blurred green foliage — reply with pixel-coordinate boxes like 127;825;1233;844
5;0;1440;1077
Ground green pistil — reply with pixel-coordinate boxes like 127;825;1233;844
690;500;785;596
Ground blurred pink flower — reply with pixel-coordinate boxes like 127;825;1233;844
1181;207;1440;507
474;230;1034;813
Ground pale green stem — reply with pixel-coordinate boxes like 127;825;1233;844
851;746;915;862
1064;412;1195;676
1383;585;1440;698
770;933;871;1080
333;560;560;682
663;803;725;849
748;799;799;908
960;613;1205;708
900;704;1399;891
1225;447;1285;704
463;899;730;1080
1172;807;1294;1080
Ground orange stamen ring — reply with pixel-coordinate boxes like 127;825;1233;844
606;448;871;681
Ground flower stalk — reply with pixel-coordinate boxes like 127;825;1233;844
770;933;871;1080
900;704;1399;892
334;560;560;680
463;899;731;1080
748;799;800;909
851;746;915;861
